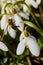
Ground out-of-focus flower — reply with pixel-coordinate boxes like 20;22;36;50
18;12;29;20
16;30;40;56
23;0;41;13
1;0;16;14
13;12;29;31
25;0;41;8
0;41;8;51
0;15;16;38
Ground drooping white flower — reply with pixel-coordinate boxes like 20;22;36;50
16;30;40;56
0;41;8;51
13;12;29;31
1;15;16;39
13;14;24;31
36;0;41;5
25;0;41;8
18;12;29;20
23;0;41;13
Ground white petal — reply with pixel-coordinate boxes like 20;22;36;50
25;0;31;5
16;39;26;55
1;15;8;30
13;14;24;31
36;0;41;5
23;4;28;12
4;25;8;35
0;41;8;51
1;3;6;14
17;23;24;31
26;37;40;56
30;35;36;42
8;26;16;38
13;14;22;25
25;0;38;8
18;12;29;20
30;0;38;8
20;32;24;41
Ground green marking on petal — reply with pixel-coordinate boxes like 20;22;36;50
23;30;29;37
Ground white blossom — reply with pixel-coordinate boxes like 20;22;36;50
1;15;16;39
25;0;41;8
18;12;29;20
13;14;24;31
13;11;29;31
16;30;40;56
0;41;8;51
23;0;41;13
12;11;29;31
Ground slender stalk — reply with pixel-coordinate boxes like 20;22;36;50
1;25;8;41
26;56;32;65
25;3;41;29
8;49;18;58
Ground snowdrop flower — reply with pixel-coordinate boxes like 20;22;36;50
1;15;16;39
16;30;40;56
25;0;41;8
13;12;29;31
23;0;41;13
18;12;29;20
0;41;8;51
13;14;24;31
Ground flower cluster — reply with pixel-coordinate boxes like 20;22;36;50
0;0;41;58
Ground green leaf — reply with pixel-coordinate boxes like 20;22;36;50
37;37;43;49
22;21;43;36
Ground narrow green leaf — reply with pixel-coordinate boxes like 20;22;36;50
22;21;43;36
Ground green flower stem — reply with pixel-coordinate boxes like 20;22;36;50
22;21;43;36
24;3;41;29
8;50;18;58
4;42;18;58
4;3;13;14
4;1;41;28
